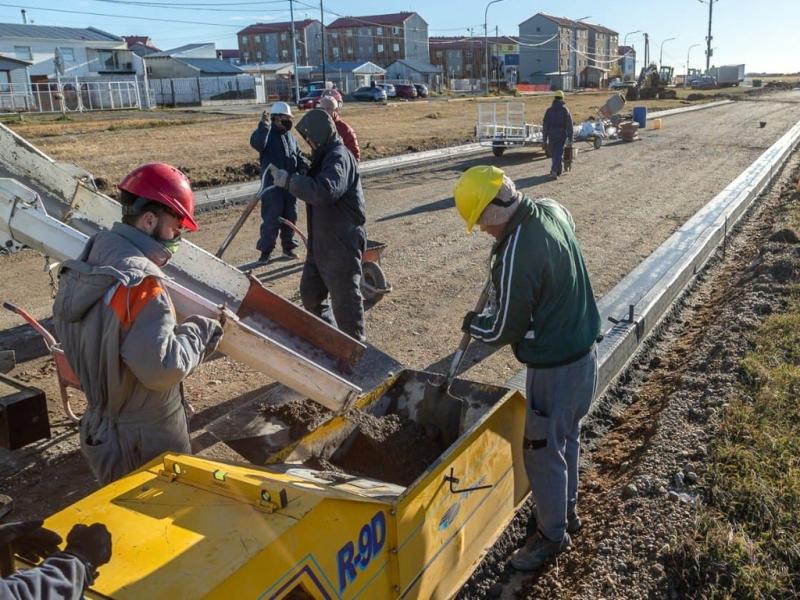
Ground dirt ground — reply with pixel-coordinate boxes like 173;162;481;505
2;90;716;191
1;92;799;537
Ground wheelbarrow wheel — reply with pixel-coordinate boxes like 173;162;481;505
492;145;505;158
593;136;603;149
361;261;388;303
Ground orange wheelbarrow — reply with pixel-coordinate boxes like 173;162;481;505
3;302;83;423
278;218;393;303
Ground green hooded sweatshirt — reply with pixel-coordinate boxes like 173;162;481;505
468;196;601;368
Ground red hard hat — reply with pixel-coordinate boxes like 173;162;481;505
118;163;198;232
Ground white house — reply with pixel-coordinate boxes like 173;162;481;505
145;44;245;79
0;23;141;82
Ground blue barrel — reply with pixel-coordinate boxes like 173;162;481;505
632;106;647;129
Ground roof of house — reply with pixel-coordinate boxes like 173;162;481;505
525;14;589;30
584;23;618;36
387;58;441;74
327;12;417;29
0;23;122;42
149;43;213;58
0;54;32;66
123;36;158;48
239;62;294;73
178;58;244;74
316;60;386;74
618;45;635;55
217;49;240;59
238;20;319;35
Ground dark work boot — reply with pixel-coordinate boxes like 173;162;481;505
509;531;571;572
567;506;582;534
258;251;271;264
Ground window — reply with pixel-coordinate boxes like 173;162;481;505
241;35;248;45
281;49;288;57
331;32;338;39
281;33;287;41
392;43;399;52
58;47;75;62
243;51;250;61
393;26;400;34
377;44;384;52
347;29;353;37
256;50;262;60
13;46;32;61
332;47;339;57
254;35;261;43
377;26;383;35
347;47;353;55
536;27;541;32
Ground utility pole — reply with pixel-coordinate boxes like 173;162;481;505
701;0;717;73
320;0;326;85
289;0;300;103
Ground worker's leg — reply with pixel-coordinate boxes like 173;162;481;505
300;251;332;322
523;347;597;541
279;195;299;254
550;138;565;175
316;227;366;341
256;190;283;255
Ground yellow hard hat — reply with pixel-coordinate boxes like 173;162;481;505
554;89;565;99
454;165;505;232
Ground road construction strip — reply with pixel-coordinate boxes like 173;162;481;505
506;114;800;402
194;99;734;212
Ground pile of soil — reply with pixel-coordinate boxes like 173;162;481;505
329;409;447;486
258;397;332;439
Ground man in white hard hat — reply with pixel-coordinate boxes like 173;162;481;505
250;101;309;263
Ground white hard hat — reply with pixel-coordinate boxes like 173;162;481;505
269;101;293;117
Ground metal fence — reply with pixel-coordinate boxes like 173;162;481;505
150;75;256;106
449;78;483;93
0;79;143;113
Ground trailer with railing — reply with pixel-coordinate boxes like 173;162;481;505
476;101;544;157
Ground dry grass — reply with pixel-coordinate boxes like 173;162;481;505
3;91;711;191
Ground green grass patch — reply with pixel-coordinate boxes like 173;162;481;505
668;294;800;598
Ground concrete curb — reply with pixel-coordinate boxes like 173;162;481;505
194;100;734;213
506;116;800;399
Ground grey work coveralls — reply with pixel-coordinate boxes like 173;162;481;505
0;554;90;600
53;223;222;485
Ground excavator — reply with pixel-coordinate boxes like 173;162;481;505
626;63;677;101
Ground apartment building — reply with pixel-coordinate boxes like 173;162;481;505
325;12;429;68
518;13;589;90
237;20;323;66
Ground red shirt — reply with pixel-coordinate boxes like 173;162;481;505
333;115;361;162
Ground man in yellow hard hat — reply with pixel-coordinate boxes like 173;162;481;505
542;90;573;178
454;165;601;572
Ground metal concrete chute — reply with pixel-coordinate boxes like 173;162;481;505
0;177;363;411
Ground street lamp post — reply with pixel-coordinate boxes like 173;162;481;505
623;30;641;46
484;0;504;95
686;43;700;81
659;37;676;70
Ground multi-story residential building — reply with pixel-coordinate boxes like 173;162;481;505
0;23;139;81
325;12;428;68
618;45;636;80
585;23;619;80
518;13;589;90
429;36;518;83
237;20;322;66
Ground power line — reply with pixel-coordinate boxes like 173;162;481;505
0;2;244;26
90;0;287;12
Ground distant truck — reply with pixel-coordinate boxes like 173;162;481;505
708;64;745;87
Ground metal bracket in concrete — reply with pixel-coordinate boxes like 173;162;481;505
506;117;800;396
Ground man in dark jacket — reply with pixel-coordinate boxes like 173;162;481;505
268;109;367;341
249;101;309;263
542;90;573;178
319;96;361;161
455;165;601;572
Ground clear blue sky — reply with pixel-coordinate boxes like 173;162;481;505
0;0;797;73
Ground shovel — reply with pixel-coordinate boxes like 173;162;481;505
418;281;491;441
215;167;276;259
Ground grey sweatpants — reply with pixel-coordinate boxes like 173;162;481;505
524;346;598;541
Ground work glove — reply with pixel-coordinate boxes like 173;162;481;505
267;163;290;189
0;520;62;562
64;523;112;570
181;315;224;356
461;311;478;334
261;110;269;123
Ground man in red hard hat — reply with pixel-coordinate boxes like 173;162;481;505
53;163;224;485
